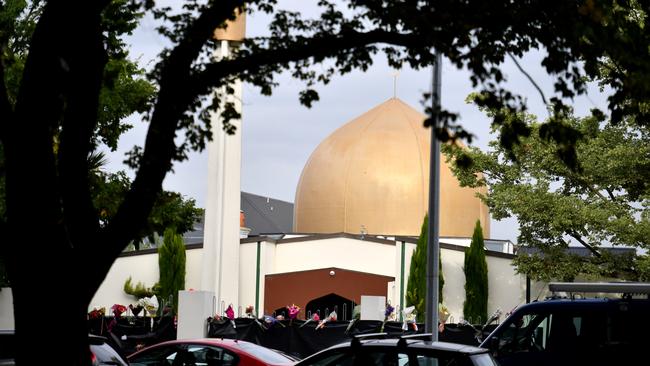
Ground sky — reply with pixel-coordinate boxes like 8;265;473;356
105;1;611;244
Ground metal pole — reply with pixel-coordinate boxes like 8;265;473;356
425;51;442;340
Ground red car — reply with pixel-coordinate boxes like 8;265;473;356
127;338;296;366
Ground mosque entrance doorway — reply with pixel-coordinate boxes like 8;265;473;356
305;293;356;321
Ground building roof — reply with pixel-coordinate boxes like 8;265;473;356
293;98;490;238
182;192;294;244
517;246;636;257
241;192;294;235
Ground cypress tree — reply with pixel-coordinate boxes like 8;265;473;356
406;215;444;322
463;220;488;324
158;228;186;313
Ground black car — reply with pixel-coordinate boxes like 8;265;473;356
480;282;650;366
0;330;128;366
296;334;498;366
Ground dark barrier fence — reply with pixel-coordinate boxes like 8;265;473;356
208;318;498;359
89;316;497;359
88;316;176;356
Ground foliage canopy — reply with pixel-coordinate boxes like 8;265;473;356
444;109;649;281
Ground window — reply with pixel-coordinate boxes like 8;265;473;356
185;345;238;366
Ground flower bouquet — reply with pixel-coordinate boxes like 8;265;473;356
108;304;127;331
287;304;300;326
263;314;286;328
88;307;105;320
138;295;159;317
438;304;450;333
345;305;361;334
380;304;395;332
111;304;127;318
401;306;418;332
245;305;255;318
225;304;236;329
138;295;159;331
299;313;320;328
315;311;337;330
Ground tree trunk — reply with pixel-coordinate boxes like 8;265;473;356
8;244;94;365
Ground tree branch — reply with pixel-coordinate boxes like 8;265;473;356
508;52;549;116
568;231;601;257
191;29;422;97
98;0;246;278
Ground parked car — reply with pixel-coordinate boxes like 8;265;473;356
295;333;498;366
128;338;296;366
480;282;650;366
0;330;127;366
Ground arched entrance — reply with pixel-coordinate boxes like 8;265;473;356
305;293;356;321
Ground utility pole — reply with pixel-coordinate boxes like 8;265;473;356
425;51;442;340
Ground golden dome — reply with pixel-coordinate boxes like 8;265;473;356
294;98;490;238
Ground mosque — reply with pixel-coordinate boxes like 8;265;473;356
88;96;523;326
84;15;527;331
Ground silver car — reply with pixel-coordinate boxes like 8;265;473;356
296;334;497;366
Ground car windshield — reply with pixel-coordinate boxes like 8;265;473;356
237;342;294;364
300;349;478;366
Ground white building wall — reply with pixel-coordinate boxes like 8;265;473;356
238;242;257;315
0;288;14;329
440;248;466;323
486;255;526;319
272;238;395;277
90;248;203;311
89;238;524;326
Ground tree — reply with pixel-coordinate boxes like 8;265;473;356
406;215;444;322
2;0;649;364
463;220;488;324
444;110;649;281
158;228;186;313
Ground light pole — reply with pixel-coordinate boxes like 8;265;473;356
425;51;442;340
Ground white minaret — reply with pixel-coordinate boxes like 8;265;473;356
201;13;246;315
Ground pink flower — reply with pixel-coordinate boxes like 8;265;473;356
225;305;235;320
313;313;320;321
287;304;300;320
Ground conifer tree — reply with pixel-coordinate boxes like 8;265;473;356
463;220;488;324
406;215;444;322
158;228;186;313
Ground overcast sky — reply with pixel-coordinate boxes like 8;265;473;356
105;1;611;243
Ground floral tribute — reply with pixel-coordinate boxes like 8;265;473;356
299;312;320;328
245;305;255;318
111;304;127;318
138;295;159;317
225;304;237;329
401;306;418;332
316;311;337;330
287;304;300;325
380;304;395;332
88;307;106;320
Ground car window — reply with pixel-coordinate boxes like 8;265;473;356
90;343;128;366
301;349;474;366
129;345;182;366
236;342;293;364
185;345;238;366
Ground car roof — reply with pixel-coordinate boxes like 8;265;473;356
320;339;489;355
513;297;650;312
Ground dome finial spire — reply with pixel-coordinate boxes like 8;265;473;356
391;71;400;99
